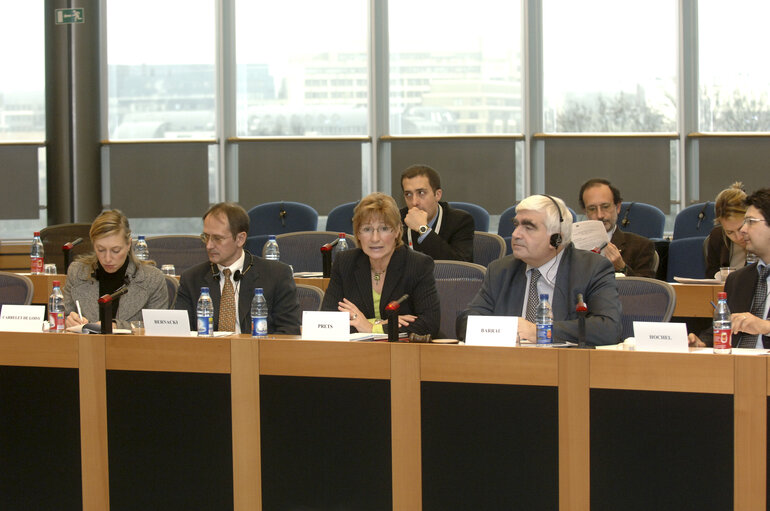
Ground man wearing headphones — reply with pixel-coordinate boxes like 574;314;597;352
176;202;301;334
579;178;656;278
457;194;622;345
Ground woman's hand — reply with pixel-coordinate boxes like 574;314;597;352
396;314;416;328
688;333;706;347
65;311;88;328
338;298;371;332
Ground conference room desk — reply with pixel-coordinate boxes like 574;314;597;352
25;274;330;304
670;282;725;318
0;332;765;510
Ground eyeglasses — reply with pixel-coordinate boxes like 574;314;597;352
585;203;615;214
358;225;395;236
742;217;766;228
200;233;232;244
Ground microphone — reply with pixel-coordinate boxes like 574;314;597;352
621;202;633;227
385;294;409;342
696;203;708;230
279;204;287;227
97;285;129;334
62;237;83;251
575;293;591;349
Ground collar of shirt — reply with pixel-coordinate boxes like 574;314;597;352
217;250;245;283
608;224;617;239
527;249;564;287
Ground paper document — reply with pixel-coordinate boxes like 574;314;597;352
571;221;610;252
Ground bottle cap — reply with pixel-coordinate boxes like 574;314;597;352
339;233;346;238
201;287;209;293
717;291;727;300
52;280;60;287
539;293;549;300
254;287;264;294
34;231;40;236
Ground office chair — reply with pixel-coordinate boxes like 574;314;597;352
267;231;357;273
673;202;716;239
448;202;490;232
326;201;358;235
295;283;325;313
433;261;486;339
666;236;708;282
618;202;666;239
472;232;506;267
0;271;34;306
145;235;208;275
247;201;318;237
616;277;676;340
40;223;93;273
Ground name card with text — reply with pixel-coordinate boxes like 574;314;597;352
0;305;45;332
465;315;518;347
142;309;191;336
302;311;349;340
633;321;689;352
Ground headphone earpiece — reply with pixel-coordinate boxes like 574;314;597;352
550;233;562;249
541;194;564;248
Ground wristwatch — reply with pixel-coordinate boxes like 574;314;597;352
418;224;430;235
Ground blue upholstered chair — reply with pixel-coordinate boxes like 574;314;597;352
326;201;358;235
673;202;715;239
617;202;666;239
247;201;319;237
473;232;506;267
666;236;708;282
616;277;676;340
448;202;490;232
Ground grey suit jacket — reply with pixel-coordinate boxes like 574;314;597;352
63;259;168;329
175;250;301;334
457;243;622;345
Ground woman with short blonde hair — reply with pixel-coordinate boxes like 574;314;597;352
706;182;748;277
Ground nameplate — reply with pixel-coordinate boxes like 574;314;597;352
0;305;45;332
302;311;349;340
633;321;689;352
465;315;518;347
142;309;191;336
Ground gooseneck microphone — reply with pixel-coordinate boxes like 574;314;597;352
62;237;84;273
321;238;340;278
576;293;588;349
385;294;410;343
621;203;633;227
98;285;129;334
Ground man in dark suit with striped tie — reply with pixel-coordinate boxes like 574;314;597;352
689;188;770;348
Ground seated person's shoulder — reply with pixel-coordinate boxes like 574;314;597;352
621;230;655;247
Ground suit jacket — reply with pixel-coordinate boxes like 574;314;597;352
612;229;656;278
457;243;622;345
321;246;441;337
175;250;301;334
724;263;769;348
400;201;474;262
63;259;168;329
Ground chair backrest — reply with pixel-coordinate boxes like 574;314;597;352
673;202;716;239
295;283;324;313
164;275;180;308
618;202;666;239
616;276;676;340
247;201;318;237
0;271;34;306
145;235;207;275
472;232;506;267
268;231;357;273
39;223;93;272
448;202;490;232
433;261;486;339
666;236;708;282
326;201;358;235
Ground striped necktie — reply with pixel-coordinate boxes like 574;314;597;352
526;268;541;322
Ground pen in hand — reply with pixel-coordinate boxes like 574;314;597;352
75;300;87;324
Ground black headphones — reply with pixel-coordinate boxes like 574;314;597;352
211;250;255;282
541;194;563;248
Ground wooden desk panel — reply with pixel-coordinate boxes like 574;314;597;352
671;283;723;317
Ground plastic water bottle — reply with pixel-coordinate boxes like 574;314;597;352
135;235;150;261
333;233;349;262
251;288;268;337
48;280;65;333
264;235;280;261
713;291;732;354
196;287;214;336
536;293;553;346
30;231;44;274
746;251;759;266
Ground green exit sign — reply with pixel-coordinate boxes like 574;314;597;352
55;8;85;25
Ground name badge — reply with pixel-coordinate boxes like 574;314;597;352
0;305;45;332
465;315;518;347
633;321;689;352
302;311;349;340
142;309;192;336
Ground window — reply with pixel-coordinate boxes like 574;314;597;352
699;0;770;131
107;0;216;140
543;0;677;132
235;1;368;137
389;0;523;135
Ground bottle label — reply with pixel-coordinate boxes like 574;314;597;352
31;257;44;274
713;327;731;350
197;316;213;336
49;311;64;332
252;317;267;336
536;324;553;345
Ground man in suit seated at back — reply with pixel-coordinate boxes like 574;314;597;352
399;164;474;262
175;202;301;334
579;178;657;278
457;194;622;345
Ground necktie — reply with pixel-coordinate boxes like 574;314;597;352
219;268;237;332
525;268;541;322
741;265;770;348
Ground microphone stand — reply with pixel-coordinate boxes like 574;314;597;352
575;293;593;349
98;285;129;334
62;237;83;273
385;294;409;342
320;238;339;278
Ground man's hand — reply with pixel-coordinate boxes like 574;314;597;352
518;318;536;343
603;242;626;272
404;207;429;232
731;312;770;336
